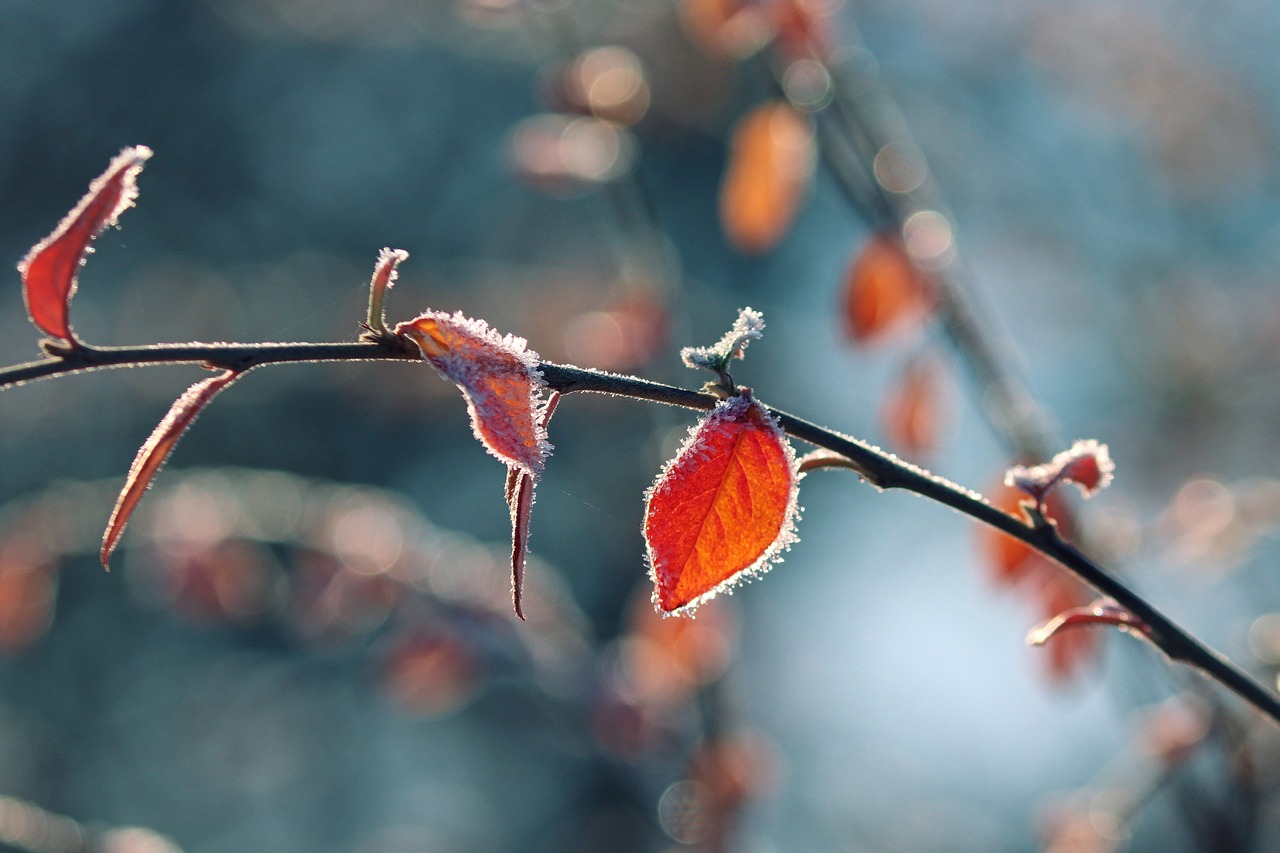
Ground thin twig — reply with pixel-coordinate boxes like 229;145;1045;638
2;339;1277;723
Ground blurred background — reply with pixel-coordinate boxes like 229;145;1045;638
3;0;1280;850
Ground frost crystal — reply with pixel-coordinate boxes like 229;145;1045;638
680;307;765;373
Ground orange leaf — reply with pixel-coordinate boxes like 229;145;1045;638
645;391;799;614
880;354;947;456
719;101;814;254
842;231;933;345
396;311;551;479
18;146;152;342
101;369;242;568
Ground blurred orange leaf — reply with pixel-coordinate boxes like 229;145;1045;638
769;0;833;62
880;353;947;456
645;391;799;614
719;100;814;254
842;231;933;345
18;146;151;342
397;311;551;479
680;0;768;59
977;475;1073;586
101;369;243;568
0;534;58;652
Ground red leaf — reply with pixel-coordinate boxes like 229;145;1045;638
841;231;933;345
1006;439;1115;503
507;391;561;621
645;391;799;614
719;101;815;254
18;146;152;342
880;353;947;456
101;369;242;568
396;311;552;479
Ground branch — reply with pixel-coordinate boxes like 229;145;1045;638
2;341;1277;723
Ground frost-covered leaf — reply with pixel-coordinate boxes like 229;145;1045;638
719;100;814;254
101;369;243;568
396;311;551;479
681;307;764;373
841;231;932;345
1006;439;1114;503
645;390;799;614
366;247;408;331
18;146;152;342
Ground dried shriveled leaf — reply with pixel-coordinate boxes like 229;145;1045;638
18;146;152;342
396;311;551;479
507;391;561;620
366;247;408;330
101;369;243;568
842;231;933;345
719;101;815;254
880;353;947;455
645;391;799;614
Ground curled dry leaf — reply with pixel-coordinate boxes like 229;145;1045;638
396;311;551;479
507;392;561;621
645;390;799;614
719;100;815;254
880;353;947;456
366;247;408;332
842;231;933;345
101;369;243;568
18;146;152;342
